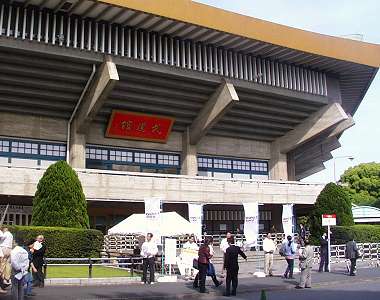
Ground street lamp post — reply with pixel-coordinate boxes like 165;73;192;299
333;155;354;183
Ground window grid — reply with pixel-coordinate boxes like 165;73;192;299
0;138;66;160
0;140;10;152
40;144;66;157
11;141;39;155
86;145;181;169
198;156;268;175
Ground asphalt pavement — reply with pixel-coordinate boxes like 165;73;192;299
1;266;378;300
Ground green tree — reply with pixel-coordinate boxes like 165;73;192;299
341;163;380;205
32;161;89;229
310;183;354;241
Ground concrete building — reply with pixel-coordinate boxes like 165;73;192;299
0;0;379;233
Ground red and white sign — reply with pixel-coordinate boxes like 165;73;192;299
322;214;336;226
106;110;175;143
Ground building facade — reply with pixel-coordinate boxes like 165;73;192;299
0;0;379;233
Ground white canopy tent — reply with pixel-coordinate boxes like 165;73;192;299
108;211;197;236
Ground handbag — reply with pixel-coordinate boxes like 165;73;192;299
207;263;216;276
193;259;198;270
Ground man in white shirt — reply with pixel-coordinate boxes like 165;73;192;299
0;227;13;286
11;238;29;300
141;233;158;284
263;233;276;276
220;232;232;274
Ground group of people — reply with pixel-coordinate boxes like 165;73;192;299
0;227;46;299
193;234;246;297
138;229;360;295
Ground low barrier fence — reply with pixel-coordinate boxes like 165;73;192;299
44;242;380;279
43;257;144;279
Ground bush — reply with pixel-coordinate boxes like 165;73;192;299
32;161;89;229
331;225;380;244
8;225;103;258
309;183;354;242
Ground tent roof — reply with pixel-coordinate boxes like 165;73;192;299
108;211;196;236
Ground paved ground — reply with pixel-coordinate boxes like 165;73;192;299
1;266;378;300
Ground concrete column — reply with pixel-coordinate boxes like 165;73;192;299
69;119;86;169
181;128;198;176
269;147;288;181
287;152;296;181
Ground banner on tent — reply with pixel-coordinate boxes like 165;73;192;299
144;197;161;242
282;204;294;237
188;203;203;241
165;238;177;265
243;202;259;246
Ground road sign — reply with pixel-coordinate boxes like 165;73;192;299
321;214;336;272
322;214;336;226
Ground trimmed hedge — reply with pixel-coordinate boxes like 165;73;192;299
331;225;380;244
8;225;103;258
32;161;90;229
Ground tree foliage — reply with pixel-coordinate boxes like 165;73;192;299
32;161;89;229
310;183;354;241
341;163;380;205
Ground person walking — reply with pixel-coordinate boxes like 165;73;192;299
207;237;222;287
193;237;212;293
11;238;30;300
282;235;297;279
345;236;359;276
263;233;276;277
31;235;46;288
220;232;232;274
296;239;314;289
141;233;158;284
224;236;247;297
24;240;37;297
0;226;13;291
319;233;329;272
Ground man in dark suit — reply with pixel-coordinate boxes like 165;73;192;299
345;237;359;276
224;236;247;297
319;233;329;272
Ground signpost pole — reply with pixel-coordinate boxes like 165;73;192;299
327;224;331;272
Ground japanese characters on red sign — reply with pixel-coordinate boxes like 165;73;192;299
105;110;175;143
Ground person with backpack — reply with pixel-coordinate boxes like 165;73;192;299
281;235;297;279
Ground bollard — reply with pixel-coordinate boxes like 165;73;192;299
260;290;267;300
43;259;47;279
88;258;93;278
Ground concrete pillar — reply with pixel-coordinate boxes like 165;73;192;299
181;128;198;176
287;152;296;181
69;119;86;169
269;147;288;181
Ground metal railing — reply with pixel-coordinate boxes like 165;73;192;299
43;257;143;279
312;243;380;264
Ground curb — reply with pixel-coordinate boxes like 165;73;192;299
45;277;142;286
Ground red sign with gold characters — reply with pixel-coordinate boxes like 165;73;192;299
105;110;175;143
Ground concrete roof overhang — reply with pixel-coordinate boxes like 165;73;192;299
0;37;328;142
6;0;380;116
0;0;379;145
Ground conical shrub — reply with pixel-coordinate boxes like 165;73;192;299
32;160;89;229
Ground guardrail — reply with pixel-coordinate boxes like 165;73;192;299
43;257;143;279
312;243;380;264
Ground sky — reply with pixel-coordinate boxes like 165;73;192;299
197;0;380;184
